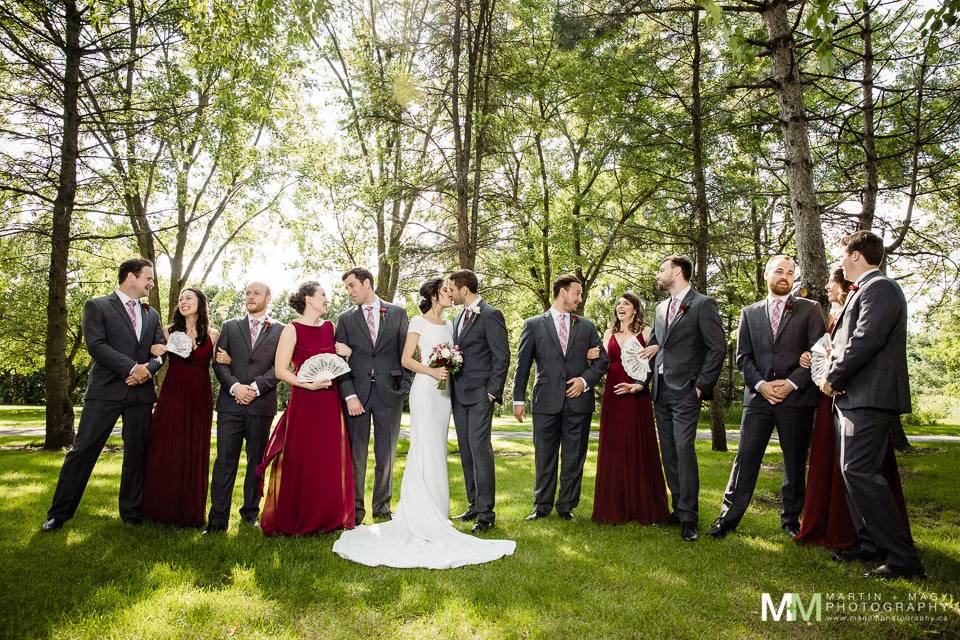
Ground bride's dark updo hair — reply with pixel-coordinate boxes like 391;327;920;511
418;278;444;314
288;281;321;314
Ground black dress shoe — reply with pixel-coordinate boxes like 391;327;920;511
240;516;258;526
454;510;478;522
863;563;926;580
472;520;494;533
557;511;574;521
122;517;144;526
354;515;364;527
832;546;879;563
681;521;699;542
202;524;227;535
707;517;733;539
525;511;548;521
781;521;801;538
660;512;682;527
373;511;392;521
41;518;64;532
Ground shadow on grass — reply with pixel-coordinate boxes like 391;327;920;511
1;440;959;639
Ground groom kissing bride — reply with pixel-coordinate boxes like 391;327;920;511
333;271;515;568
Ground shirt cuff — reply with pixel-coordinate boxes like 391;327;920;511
345;394;357;402
578;377;588;390
229;383;239;397
251;381;260;397
755;380;766;392
129;365;138;376
786;379;798;390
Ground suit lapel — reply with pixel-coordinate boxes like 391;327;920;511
772;295;797;344
353;305;375;349
458;304;480;341
542;312;564;357
109;293;139;341
250;319;273;354
664;288;697;344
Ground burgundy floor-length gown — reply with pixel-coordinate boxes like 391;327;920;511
257;321;355;536
592;333;670;524
795;319;912;548
142;337;214;527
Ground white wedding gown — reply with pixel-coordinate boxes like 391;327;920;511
333;315;516;568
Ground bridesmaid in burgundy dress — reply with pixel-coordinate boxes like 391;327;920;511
795;268;912;548
257;281;355;535
592;292;670;524
143;287;217;527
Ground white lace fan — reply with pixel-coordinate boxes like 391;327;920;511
810;333;833;386
166;331;193;358
297;353;351;383
621;336;651;381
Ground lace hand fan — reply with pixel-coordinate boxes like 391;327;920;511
166;331;193;358
621;337;651;381
297;353;351;383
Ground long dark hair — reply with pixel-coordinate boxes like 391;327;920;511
608;291;646;334
418;278;444;314
168;287;209;344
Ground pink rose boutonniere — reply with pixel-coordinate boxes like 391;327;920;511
784;301;795;313
849;284;860;292
379;306;388;318
571;314;580;325
262;319;273;331
678;303;689;314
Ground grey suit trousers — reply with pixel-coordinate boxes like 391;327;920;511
719;404;814;527
836;407;923;570
207;412;274;526
532;408;592;513
345;385;403;519
48;398;153;521
452;397;496;522
654;377;702;523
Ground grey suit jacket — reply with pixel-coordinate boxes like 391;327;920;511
82;293;165;403
512;311;609;415
335;301;411;407
648;287;726;402
451;300;510;405
737;295;826;408
827;270;911;414
213;316;284;417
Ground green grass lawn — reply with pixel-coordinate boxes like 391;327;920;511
1;432;958;639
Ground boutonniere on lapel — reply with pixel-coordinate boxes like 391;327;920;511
571;314;580;325
262;319;273;331
142;302;151;313
849;284;860;292
379;305;388;318
784;301;795;314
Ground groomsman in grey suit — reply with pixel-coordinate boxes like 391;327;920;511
639;255;725;541
448;269;510;532
206;281;283;532
513;274;608;521
43;258;165;531
821;231;924;579
708;256;826;539
335;267;411;525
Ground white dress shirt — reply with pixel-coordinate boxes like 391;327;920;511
855;267;880;285
116;289;159;376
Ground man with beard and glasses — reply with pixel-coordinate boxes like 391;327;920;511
707;255;826;540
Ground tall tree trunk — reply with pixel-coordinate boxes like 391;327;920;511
859;3;878;230
690;9;710;293
44;0;82;450
761;0;829;307
709;294;731;452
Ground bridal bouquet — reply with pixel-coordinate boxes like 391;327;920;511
426;342;463;391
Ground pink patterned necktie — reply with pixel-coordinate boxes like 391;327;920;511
125;299;138;334
460;308;473;335
250;318;260;345
365;306;377;344
666;296;680;327
770;299;783;338
558;313;569;354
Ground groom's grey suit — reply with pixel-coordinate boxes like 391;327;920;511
513;310;608;514
451;298;510;525
827;269;922;570
335;301;411;520
648;286;725;524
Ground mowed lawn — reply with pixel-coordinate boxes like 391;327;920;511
1;427;958;640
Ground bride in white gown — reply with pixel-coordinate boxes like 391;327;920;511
333;278;516;568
